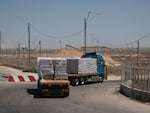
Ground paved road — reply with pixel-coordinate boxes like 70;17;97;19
0;66;23;75
0;80;149;113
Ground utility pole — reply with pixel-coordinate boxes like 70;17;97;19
59;40;62;50
28;23;31;69
84;18;87;54
137;40;140;66
18;43;20;65
84;11;91;54
39;40;41;57
83;11;102;54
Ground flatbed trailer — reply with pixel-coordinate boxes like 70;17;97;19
68;73;103;86
38;79;70;97
68;52;107;86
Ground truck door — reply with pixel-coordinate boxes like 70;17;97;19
97;56;105;79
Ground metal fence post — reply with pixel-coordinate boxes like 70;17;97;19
147;68;150;91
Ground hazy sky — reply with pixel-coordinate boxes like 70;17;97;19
0;0;150;49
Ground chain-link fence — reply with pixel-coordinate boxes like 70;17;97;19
0;47;149;73
121;62;150;91
0;48;59;72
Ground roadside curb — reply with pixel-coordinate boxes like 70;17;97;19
120;83;150;102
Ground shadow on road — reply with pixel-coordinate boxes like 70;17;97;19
26;89;68;98
27;89;40;98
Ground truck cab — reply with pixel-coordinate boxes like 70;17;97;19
82;52;107;81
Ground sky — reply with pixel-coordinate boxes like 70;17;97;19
0;0;150;49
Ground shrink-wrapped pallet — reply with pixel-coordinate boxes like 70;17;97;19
53;58;67;75
38;58;67;79
67;58;97;74
39;59;54;78
67;58;79;74
78;58;97;74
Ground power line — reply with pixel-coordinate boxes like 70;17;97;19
19;18;84;39
30;24;83;39
137;32;150;41
87;31;150;47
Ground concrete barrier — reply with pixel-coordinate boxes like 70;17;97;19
120;83;150;102
8;74;38;82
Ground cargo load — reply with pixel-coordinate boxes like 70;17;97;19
37;57;70;97
37;52;107;87
67;58;97;74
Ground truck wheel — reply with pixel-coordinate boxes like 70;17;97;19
74;78;79;86
64;92;69;97
37;79;41;91
80;78;85;85
99;77;104;83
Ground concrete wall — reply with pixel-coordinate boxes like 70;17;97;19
120;83;150;102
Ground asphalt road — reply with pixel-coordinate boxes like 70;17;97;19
0;80;149;113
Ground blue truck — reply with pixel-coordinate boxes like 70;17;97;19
68;52;107;86
37;52;107;97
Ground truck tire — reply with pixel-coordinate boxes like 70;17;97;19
37;79;41;91
74;78;79;86
80;77;85;85
99;76;104;83
63;92;69;97
37;80;42;97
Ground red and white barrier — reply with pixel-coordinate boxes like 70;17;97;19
8;74;38;82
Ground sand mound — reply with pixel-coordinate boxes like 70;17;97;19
52;49;83;58
51;49;120;67
103;55;121;67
